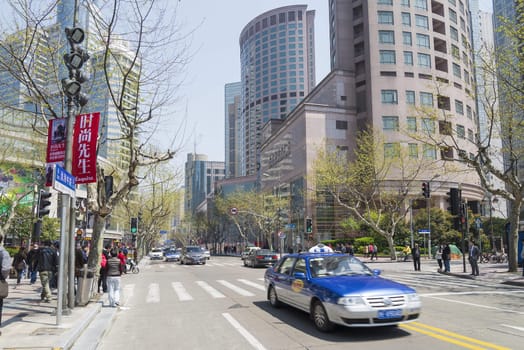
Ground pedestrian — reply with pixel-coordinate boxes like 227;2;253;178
412;243;421;271
521;239;524;277
1;233;13;336
12;246;27;286
435;245;443;271
372;244;378;260
117;249;127;273
35;240;58;303
368;243;374;260
98;244;110;293
402;244;411;262
364;244;369;258
75;243;87;276
105;248;123;307
442;243;451;272
468;240;480;276
26;243;39;284
346;243;354;256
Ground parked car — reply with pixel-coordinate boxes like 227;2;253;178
149;247;164;260
244;249;278;267
264;252;421;332
241;246;260;260
165;248;181;262
180;246;206;265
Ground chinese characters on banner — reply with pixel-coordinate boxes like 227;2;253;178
72;112;100;184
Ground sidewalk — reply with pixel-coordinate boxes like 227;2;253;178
1;278;116;350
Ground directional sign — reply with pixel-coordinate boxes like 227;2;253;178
53;164;75;197
418;229;430;234
285;223;296;229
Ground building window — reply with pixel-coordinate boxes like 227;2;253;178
455;99;464;114
379;30;395;44
418;53;431;68
449;8;457;24
422;117;435;133
407;116;417;131
423;144;437;159
380;50;396;64
466;105;472;119
457;124;465;139
415;0;428;10
420;92;433;106
381;90;398;104
378;11;394;25
403;31;412;45
453;63;461;78
336;120;348;129
402;12;411;26
404;51;413;65
401;0;410;6
384;143;400;158
467;129;474;142
382;116;399;131
406;90;415;105
450;26;458;41
408;143;418;158
415;14;429;29
416;33;430;48
378;0;393;4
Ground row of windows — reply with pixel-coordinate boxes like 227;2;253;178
382;115;473;140
380;89;472;115
382;0;467;16
383;142;474;162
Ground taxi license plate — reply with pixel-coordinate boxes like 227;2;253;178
265;256;271;260
378;309;402;319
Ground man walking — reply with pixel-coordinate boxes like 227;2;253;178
105;248;123;307
36;240;58;303
412;243;421;271
27;243;39;284
0;234;13;336
469;241;480;276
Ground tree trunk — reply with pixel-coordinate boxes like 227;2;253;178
507;198;522;272
386;234;397;260
87;213;106;274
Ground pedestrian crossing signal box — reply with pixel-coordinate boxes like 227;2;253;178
130;217;138;233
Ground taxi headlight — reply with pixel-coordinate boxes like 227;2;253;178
407;293;420;302
337;296;365;306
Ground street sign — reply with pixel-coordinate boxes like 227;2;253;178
418;229;430;234
278;231;286;239
230;207;238;215
53;164;76;197
160;230;167;235
285;223;296;229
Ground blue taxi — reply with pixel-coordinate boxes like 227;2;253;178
264;252;421;332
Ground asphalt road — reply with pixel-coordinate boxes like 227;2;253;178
97;256;523;350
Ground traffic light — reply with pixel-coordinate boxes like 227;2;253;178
130;217;138;233
446;188;461;215
421;182;430;198
62;27;89;107
37;190;52;218
306;218;312;233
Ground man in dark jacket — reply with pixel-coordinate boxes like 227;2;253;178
26;243;39;284
36;240;58;302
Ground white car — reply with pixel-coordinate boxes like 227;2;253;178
201;248;211;260
149;248;164;260
241;246;261;260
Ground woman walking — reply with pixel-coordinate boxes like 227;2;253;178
12;246;27;286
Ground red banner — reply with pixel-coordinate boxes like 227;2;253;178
72;112;100;184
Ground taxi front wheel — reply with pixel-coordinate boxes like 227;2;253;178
312;301;335;332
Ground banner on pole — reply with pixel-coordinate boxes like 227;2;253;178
72;112;100;184
46;118;67;163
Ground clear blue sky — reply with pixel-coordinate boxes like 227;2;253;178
171;1;331;164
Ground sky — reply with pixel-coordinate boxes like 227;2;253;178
169;1;331;164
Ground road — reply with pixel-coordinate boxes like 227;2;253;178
98;256;523;350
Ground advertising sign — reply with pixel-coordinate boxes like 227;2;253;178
72;112;100;184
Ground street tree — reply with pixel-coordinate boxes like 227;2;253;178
313;130;437;260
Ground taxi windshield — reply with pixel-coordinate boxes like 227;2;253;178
309;256;373;277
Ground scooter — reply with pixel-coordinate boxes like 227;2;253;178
126;259;139;273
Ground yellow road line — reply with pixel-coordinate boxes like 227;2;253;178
400;322;512;350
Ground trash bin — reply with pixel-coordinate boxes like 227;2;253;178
76;265;95;306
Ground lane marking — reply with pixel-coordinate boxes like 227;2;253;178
421;295;524;315
172;282;193;301
146;283;160;303
402;322;511;350
217;280;255;296
222;313;267;350
122;284;134;306
500;324;524;332
237;279;265;291
196;280;225;298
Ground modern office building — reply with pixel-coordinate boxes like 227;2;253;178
328;0;483;206
239;5;316;176
224;82;242;179
184;153;226;215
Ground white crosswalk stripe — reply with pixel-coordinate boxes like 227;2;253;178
146;283;160;303
237;279;265;291
172;282;193;301
196;280;226;298
217;280;255;296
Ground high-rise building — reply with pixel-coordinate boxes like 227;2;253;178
184;153;225;215
239;5;316;176
328;0;483;205
224;82;242;178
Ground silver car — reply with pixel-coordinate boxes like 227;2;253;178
180;246;206;265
